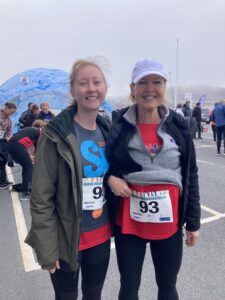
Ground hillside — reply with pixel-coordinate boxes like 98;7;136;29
108;85;225;109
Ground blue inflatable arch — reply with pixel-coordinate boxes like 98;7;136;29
0;67;112;132
0;68;70;131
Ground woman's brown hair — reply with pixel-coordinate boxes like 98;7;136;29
5;102;17;109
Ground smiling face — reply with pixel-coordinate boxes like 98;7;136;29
130;74;166;113
71;64;107;113
41;104;49;114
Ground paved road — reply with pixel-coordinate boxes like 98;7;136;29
0;126;225;300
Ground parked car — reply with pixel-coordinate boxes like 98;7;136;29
201;108;210;124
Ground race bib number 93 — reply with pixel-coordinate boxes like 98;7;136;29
130;190;173;223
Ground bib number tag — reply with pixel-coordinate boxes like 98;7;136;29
0;130;5;139
82;177;104;210
130;190;173;223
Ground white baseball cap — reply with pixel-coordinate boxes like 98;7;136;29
131;59;168;83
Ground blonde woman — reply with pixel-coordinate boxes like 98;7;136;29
25;58;111;300
105;59;200;300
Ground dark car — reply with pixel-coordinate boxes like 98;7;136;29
201;108;210;124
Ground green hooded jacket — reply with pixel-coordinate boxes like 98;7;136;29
25;105;111;271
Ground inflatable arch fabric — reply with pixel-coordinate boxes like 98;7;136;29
0;68;70;132
0;68;112;132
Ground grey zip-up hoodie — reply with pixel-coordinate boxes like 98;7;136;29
123;105;183;192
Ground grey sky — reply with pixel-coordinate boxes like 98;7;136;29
1;0;225;96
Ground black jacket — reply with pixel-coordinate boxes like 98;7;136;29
35;111;55;121
105;107;200;232
192;106;202;122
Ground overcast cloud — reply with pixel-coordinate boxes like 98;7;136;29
1;0;225;96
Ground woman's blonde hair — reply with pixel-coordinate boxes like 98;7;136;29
40;102;49;109
32;119;48;128
69;56;110;104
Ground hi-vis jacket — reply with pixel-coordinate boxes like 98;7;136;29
25;105;110;271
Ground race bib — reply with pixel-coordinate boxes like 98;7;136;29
0;130;5;139
130;190;173;223
82;177;104;210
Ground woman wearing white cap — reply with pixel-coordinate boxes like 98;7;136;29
104;59;200;300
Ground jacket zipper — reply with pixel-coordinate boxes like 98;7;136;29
136;126;162;164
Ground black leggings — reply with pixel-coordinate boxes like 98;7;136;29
211;124;217;142
115;227;183;300
50;240;111;300
7;140;33;192
216;125;225;153
216;125;225;141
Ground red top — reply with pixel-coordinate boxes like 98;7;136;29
210;110;215;125
79;224;111;251
117;184;179;240
18;137;35;148
116;123;179;240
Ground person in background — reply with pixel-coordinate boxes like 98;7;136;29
25;57;111;300
18;102;34;129
210;103;217;142
21;104;39;128
192;102;202;139
35;102;55;121
212;100;225;155
182;100;192;117
7;119;45;200
0;102;17;189
104;58;200;300
175;103;184;116
25;104;40;127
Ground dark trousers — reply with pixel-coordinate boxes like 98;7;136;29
216;125;225;153
194;121;202;138
115;227;183;300
7;140;33;192
50;240;110;300
0;139;8;183
0;161;7;182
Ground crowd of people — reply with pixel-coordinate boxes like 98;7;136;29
18;102;55;129
1;56;224;299
0;101;55;199
177;100;225;155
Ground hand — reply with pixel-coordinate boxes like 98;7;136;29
185;230;200;247
108;176;132;198
30;155;35;164
49;260;60;274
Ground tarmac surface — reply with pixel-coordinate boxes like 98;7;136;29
0;125;225;300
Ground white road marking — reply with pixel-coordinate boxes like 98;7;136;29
197;160;215;166
6;165;224;272
201;205;222;216
6;166;41;272
195;145;216;149
201;205;225;224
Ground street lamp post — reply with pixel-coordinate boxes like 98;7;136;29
174;38;179;108
169;71;174;105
